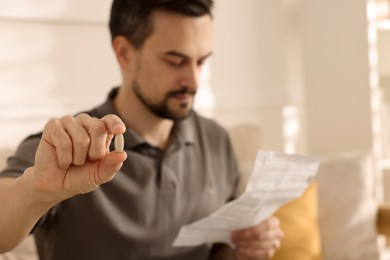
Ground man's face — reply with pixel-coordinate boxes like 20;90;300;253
130;10;213;120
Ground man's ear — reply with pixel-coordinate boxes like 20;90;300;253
112;36;135;70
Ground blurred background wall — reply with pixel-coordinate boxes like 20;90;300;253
1;0;390;161
0;0;118;148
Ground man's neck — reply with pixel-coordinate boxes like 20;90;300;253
113;86;174;150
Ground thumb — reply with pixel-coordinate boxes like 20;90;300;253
97;151;127;184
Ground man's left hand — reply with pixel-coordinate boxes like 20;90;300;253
231;216;284;260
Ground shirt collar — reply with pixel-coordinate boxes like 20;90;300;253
172;112;196;146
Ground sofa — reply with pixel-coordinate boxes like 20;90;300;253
0;124;389;260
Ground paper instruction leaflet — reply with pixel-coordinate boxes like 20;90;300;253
173;150;320;247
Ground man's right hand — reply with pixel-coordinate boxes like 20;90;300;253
28;113;127;203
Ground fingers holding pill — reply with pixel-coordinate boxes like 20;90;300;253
69;113;126;161
41;113;126;168
34;114;127;199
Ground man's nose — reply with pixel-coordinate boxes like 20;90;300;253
179;64;200;91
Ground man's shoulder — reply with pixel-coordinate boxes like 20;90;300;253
192;112;227;133
190;112;231;145
75;88;119;118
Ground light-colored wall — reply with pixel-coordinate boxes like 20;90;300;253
301;0;374;157
211;0;387;159
378;29;390;105
0;0;118;148
211;0;294;151
378;29;390;76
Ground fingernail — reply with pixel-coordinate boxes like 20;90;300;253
113;123;124;132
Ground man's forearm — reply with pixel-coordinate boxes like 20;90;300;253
0;168;54;253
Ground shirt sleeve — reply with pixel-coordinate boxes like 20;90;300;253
0;132;41;178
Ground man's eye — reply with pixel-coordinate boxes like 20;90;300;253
167;59;184;67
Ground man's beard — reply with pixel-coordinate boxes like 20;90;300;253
132;79;196;121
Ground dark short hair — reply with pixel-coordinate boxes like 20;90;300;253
109;0;214;49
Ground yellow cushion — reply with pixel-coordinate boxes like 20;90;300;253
272;182;322;260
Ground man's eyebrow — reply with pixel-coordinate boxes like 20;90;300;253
164;51;213;60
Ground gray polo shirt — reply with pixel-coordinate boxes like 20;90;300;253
1;88;240;260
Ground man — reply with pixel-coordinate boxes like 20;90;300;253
0;0;283;259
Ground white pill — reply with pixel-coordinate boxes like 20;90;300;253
114;134;124;152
